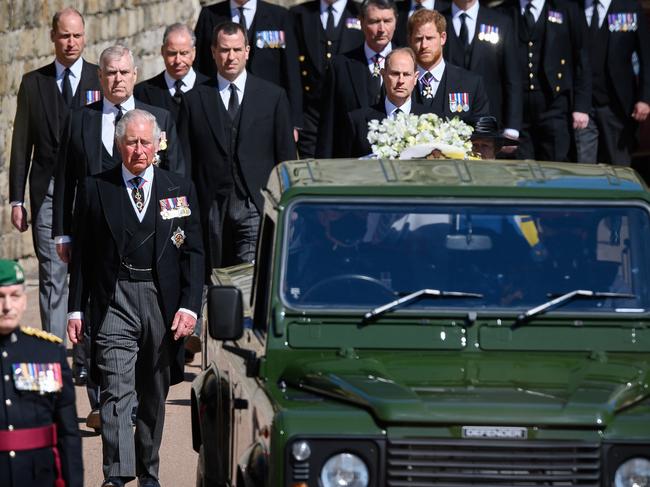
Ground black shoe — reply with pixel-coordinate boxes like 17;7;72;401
138;475;160;487
102;477;126;487
73;365;88;386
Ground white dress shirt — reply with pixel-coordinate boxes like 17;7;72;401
520;0;545;22
585;0;610;28
102;96;136;155
55;57;83;97
320;0;347;28
452;1;480;43
385;97;412;118
164;67;197;97
417;59;445;99
217;70;248;109
231;0;257;27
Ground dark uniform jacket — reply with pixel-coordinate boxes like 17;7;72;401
194;0;304;127
0;327;82;487
579;0;650;117
53;99;186;238
68;166;204;386
291;0;364;104
443;5;522;131
500;0;592;114
133;70;210;123
393;0;452;47
341;100;432;157
412;62;491;122
316;44;394;157
9;60;100;219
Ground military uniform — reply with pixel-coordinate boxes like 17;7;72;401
0;326;82;487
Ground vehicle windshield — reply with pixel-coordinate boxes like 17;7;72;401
282;200;650;313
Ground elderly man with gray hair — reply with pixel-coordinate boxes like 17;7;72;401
67;108;204;487
52;44;186;432
134;23;209;123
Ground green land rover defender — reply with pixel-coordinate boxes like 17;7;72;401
191;159;650;487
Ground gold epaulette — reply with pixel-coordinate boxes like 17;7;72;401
20;326;63;344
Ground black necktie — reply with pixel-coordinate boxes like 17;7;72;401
129;176;145;212
370;54;382;103
590;0;600;37
524;1;535;34
238;7;247;31
414;3;424;10
62;68;73;107
459;13;471;68
326;5;336;40
393;107;402;119
114;105;123;125
228;84;240;119
173;79;183;104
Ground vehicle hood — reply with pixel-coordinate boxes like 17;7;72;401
281;354;650;427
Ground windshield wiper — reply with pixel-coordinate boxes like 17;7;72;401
511;289;636;329
362;288;483;324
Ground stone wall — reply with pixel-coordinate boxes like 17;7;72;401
0;0;204;261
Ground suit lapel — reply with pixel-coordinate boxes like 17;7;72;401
469;8;486;71
97;166;127;255
543;2;556;62
75;60;98;107
237;75;258;150
153;168;180;263
347;47;370;106
37;63;61;142
436;67;450;117
304;7;322;73
83;105;104;175
198;83;228;154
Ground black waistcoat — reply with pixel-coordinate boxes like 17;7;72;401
321;14;345;60
590;20;610;106
447;24;473;69
518;11;546;92
122;178;157;270
216;95;248;198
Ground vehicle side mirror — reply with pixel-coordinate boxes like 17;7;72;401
207;286;244;341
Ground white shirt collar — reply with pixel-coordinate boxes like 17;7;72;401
411;0;434;11
417;59;445;82
320;0;347;15
217;70;247;93
103;95;136;114
122;162;154;184
385;97;412;117
520;0;545;17
55;57;83;80
452;0;480;20
164;67;197;91
586;0;611;12
231;0;257;16
364;42;392;62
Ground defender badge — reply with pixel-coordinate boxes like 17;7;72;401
171;227;186;248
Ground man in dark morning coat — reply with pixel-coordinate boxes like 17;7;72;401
393;0;451;47
67;109;204;487
574;0;649;165
443;0;522;148
342;47;431;157
500;0;591;162
9;8;100;345
194;0;304;134
316;0;399;158
133;23;209;125
179;22;295;272
409;8;491;122
291;0;365;158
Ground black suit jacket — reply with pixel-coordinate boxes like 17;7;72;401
179;74;296;220
194;0;304;127
316;45;394;157
291;0;364;104
444;5;522;131
393;0;452;47
500;0;591;113
579;0;650;115
412;62;491;122
9;59;101;219
133;70;210;122
68;166;204;385
342;100;432;157
53;99;186;238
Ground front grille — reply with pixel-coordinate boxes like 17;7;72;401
387;438;601;487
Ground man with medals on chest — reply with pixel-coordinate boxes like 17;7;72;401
67;109;204;487
409;8;490;122
0;259;82;487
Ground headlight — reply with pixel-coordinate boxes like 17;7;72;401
615;457;650;487
320;452;369;487
292;441;311;462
